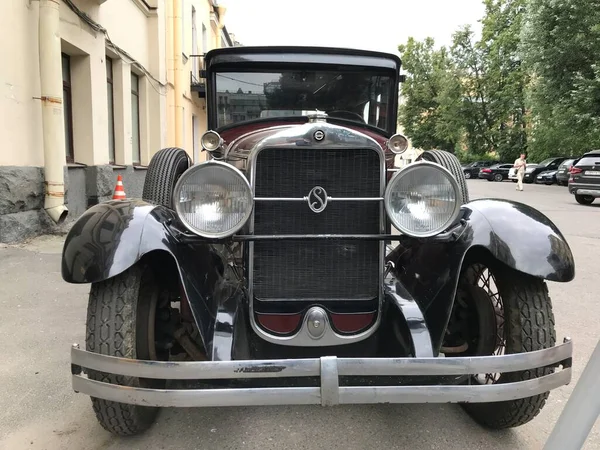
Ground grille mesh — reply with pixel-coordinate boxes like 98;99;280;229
252;148;381;301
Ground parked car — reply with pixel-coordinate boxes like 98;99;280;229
509;163;538;182
463;161;495;179
556;159;575;186
568;150;600;205
536;170;558;185
478;163;513;181
523;157;569;183
61;46;575;436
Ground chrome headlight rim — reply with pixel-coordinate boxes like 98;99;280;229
386;133;409;154
385;161;462;238
173;160;253;239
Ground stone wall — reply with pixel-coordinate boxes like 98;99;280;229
0;165;147;243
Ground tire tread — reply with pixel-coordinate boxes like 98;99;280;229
462;267;556;429
86;266;157;436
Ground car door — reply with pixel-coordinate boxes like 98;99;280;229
499;164;512;176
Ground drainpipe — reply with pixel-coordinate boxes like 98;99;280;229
39;0;68;224
172;0;184;147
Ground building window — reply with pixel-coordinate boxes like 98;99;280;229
106;57;115;164
61;53;74;163
131;73;141;164
202;23;207;54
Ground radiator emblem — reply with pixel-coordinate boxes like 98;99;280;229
313;130;325;141
307;186;328;213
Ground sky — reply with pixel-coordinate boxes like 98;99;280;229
222;0;486;57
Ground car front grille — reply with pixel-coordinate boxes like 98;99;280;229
252;147;381;301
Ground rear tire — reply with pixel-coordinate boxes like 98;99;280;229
86;264;170;436
417;150;469;203
142;148;190;208
456;263;556;429
575;194;594;205
493;174;503;182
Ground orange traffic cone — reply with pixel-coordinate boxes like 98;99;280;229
112;174;126;200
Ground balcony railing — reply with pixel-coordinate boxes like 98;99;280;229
189;55;206;98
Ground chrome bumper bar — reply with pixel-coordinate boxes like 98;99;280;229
70;339;572;408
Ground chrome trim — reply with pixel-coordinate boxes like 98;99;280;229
223;125;296;161
71;340;573;407
574;189;600;197
385;161;462;238
246;122;386;347
173;160;254;239
386;133;409;154
254;197;384;202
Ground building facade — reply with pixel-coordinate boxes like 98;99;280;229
0;0;235;243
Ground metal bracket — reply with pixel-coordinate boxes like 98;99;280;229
320;356;340;406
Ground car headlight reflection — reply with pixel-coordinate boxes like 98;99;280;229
174;161;253;238
385;162;461;237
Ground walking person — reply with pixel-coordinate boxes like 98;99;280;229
514;153;527;191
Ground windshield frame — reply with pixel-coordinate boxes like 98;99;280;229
205;47;402;137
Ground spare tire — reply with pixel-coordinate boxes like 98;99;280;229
142;148;190;209
416;150;469;204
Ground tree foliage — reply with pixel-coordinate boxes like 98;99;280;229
522;0;600;158
397;0;600;162
397;37;459;152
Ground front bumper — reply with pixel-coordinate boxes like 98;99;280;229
71;339;572;407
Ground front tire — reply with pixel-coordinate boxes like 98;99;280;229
575;194;594;205
449;262;556;429
417;150;469;203
86;264;171;436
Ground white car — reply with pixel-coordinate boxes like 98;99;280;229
509;163;538;182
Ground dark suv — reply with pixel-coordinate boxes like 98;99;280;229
568;150;600;204
523;157;569;183
463;161;494;179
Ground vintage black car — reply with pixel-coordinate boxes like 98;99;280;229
62;47;575;436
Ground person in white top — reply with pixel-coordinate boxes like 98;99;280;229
514;153;527;191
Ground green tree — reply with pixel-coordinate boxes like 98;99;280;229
480;0;528;161
397;37;460;151
522;0;600;159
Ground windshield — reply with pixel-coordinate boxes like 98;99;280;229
538;158;556;167
215;70;395;131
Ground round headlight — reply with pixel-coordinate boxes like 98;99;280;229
387;134;409;154
201;130;223;152
174;161;253;238
385;161;461;237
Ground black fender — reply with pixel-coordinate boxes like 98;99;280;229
61;200;224;356
388;198;575;354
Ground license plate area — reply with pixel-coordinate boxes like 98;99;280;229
585;170;600;176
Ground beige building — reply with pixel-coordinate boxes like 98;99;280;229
0;0;236;243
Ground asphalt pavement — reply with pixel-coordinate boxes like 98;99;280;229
0;179;598;450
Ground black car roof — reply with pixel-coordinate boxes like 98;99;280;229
582;150;600;157
204;46;402;72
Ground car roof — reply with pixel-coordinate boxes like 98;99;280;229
205;46;402;72
582;150;600;157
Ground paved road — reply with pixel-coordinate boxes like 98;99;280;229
1;180;598;450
